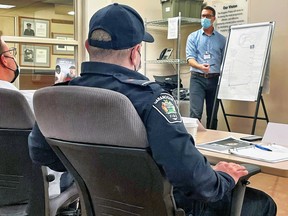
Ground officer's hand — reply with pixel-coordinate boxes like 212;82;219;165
213;161;248;184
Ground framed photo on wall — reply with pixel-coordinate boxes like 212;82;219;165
19;17;50;38
52;33;74;55
20;44;51;68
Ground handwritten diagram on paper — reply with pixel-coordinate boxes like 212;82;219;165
218;23;273;101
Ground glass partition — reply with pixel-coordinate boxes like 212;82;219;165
0;0;78;89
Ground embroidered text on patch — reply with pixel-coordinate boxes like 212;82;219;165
153;93;181;123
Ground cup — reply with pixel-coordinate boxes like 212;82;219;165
182;117;198;141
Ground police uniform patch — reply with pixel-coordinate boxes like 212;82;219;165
153;93;182;123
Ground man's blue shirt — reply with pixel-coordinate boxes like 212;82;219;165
186;28;226;73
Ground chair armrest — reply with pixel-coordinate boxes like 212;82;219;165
230;164;261;216
239;164;261;183
169;186;186;216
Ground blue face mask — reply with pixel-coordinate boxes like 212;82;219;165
201;18;212;29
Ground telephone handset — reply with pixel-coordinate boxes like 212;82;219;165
158;48;173;60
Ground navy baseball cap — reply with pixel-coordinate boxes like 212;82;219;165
88;3;154;50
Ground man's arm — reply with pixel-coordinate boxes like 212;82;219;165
28;122;66;172
187;58;210;73
186;32;210;73
146;93;247;202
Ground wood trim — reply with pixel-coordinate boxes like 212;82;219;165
51;19;74;25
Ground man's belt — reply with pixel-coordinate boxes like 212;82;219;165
192;71;220;78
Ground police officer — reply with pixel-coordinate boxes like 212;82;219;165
28;3;276;216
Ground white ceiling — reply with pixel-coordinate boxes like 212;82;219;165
0;0;73;16
0;0;73;7
43;0;73;4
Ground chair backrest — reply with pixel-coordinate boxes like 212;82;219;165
0;88;46;214
34;86;185;216
0;88;80;215
0;88;35;129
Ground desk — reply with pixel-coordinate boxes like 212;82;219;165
196;129;288;178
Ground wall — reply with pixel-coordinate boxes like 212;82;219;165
85;0;288;134
83;0;164;62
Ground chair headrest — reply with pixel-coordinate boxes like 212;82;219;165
0;88;35;129
33;86;149;148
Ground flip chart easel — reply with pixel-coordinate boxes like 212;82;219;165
210;22;275;134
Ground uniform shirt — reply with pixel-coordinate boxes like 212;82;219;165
23;28;35;36
186;28;226;74
29;61;235;212
70;62;235;210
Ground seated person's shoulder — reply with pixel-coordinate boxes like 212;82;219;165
53;81;70;86
152;92;182;124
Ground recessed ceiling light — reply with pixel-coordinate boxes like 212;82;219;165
68;11;75;16
0;4;15;9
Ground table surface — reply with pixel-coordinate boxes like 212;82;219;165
196;129;288;178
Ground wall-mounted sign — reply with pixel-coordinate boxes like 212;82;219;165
206;0;248;37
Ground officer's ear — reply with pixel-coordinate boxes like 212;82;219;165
130;44;141;64
85;40;91;54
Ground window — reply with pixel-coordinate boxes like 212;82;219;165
0;0;82;89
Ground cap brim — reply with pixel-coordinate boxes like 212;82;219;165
143;32;154;43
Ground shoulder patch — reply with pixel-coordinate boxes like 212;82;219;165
152;93;182;123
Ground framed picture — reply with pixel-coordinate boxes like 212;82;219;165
20;44;51;68
52;33;74;55
19;17;50;38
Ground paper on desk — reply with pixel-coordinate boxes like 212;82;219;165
197;136;288;162
266;144;288;153
230;145;288;163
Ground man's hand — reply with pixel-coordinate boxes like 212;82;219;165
200;63;210;73
213;161;248;183
187;59;211;73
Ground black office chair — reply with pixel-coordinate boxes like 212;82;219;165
0;88;78;216
33;86;260;216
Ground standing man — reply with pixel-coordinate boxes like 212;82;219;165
186;6;226;129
